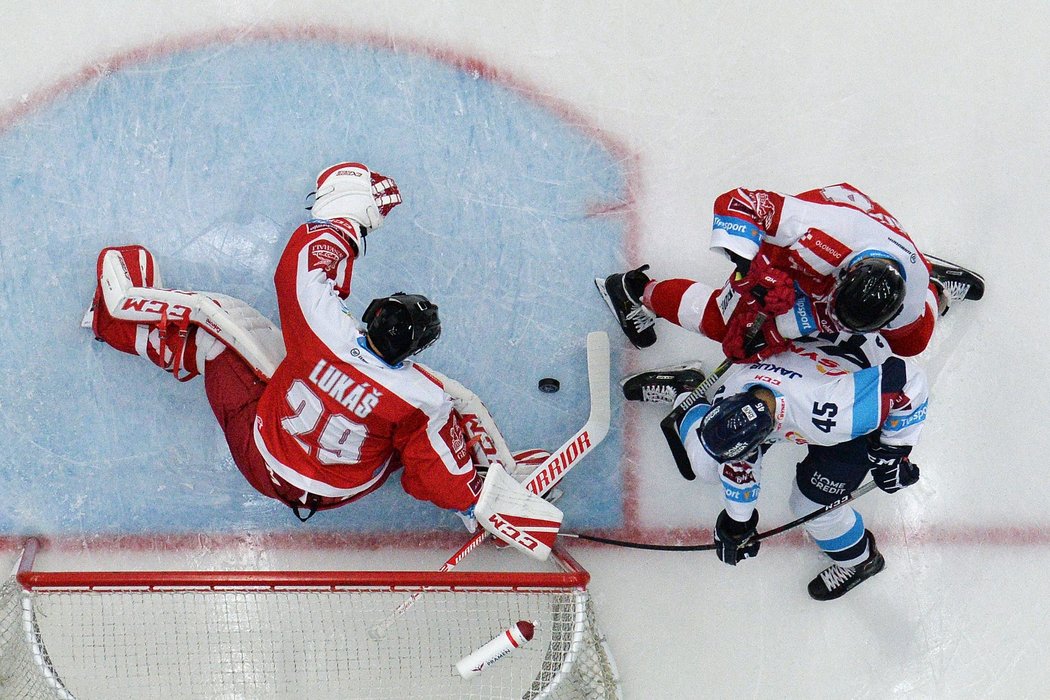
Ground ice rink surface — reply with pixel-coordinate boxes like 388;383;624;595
2;2;1049;698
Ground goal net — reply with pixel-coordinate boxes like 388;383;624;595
0;539;620;700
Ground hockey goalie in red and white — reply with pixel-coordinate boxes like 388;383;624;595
84;161;562;560
597;183;983;360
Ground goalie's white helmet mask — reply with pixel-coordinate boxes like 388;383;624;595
310;162;387;231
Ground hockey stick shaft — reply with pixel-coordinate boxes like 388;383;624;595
659;312;767;480
368;331;610;639
561;479;878;551
434;331;611;570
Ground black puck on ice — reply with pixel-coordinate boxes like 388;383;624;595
538;377;560;393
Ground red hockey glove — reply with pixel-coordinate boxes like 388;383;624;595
785;249;835;299
370;171;402;217
730;255;796;315
722;307;787;362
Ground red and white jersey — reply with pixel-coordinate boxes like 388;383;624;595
705;183;939;355
252;218;480;512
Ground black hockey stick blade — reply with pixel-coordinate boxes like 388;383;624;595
658;312;767;480
657;357;731;481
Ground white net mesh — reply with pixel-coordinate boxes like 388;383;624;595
0;554;620;700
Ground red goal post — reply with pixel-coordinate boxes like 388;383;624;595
1;538;620;700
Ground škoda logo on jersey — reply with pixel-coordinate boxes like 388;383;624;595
485;512;559;553
526;431;592;495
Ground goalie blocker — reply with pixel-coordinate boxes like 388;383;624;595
474;464;563;560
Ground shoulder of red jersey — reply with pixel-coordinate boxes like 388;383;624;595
292;220;358;274
341;350;452;416
412;362;447;391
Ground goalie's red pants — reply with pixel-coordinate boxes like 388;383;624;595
203;350;396;516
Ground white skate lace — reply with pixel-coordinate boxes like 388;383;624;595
939;279;971;303
819;564;855;591
625;304;656;331
641;384;677;403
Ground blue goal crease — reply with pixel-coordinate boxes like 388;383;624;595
0;41;630;537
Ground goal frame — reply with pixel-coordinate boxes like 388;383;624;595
15;537;590;592
6;537;619;700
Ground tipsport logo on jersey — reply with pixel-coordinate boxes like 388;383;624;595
883;400;928;433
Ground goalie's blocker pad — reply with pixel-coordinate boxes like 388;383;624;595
475;464;563;561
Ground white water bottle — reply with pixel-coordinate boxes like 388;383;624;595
455;620;536;679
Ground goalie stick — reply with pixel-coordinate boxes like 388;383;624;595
561;479;878;550
367;331;611;640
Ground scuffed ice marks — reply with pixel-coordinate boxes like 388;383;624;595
0;39;629;534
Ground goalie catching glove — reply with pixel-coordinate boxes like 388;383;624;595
309;162;402;256
474;463;563;561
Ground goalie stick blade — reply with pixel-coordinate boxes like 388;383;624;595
522;331;610;497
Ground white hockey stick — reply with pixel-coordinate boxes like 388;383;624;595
367;331;611;640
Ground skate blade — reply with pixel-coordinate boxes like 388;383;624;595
594;277;616;314
80;302;95;329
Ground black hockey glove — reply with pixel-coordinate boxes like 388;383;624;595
713;510;760;565
867;440;920;493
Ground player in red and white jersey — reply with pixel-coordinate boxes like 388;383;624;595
598;183;949;359
251;219;482;517
85;162;488;523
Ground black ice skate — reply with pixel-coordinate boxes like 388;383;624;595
621;362;706;404
595;265;657;348
807;530;885;601
926;254;984;315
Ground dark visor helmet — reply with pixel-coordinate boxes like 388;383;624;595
699;388;775;462
831;256;905;333
362;293;441;366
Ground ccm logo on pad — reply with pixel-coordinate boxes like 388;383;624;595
486;513;559;552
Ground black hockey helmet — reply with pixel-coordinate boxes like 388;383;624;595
831;256;905;333
362;293;441;365
698;388;775;462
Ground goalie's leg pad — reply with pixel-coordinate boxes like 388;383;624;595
89;245;285;381
84;245;161;324
476;464;563;561
87;246;223;380
88;245;160;355
510;450;560;500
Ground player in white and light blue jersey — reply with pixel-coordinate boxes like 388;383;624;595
622;332;926;600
